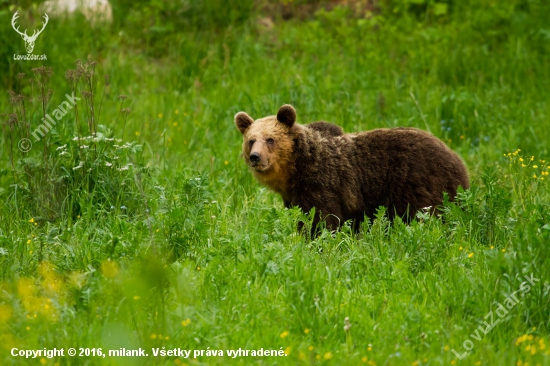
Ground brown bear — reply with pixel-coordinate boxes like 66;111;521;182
235;104;469;232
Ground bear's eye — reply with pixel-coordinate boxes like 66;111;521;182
266;138;275;145
248;140;255;148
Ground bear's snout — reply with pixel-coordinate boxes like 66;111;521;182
249;152;261;164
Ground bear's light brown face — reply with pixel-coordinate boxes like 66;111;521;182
234;105;298;196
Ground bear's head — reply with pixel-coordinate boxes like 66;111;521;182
234;104;299;194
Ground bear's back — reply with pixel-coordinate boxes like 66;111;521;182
306;121;344;138
349;127;469;219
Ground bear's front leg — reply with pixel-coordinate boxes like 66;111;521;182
309;207;343;236
289;198;344;236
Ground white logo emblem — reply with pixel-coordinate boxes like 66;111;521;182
11;11;49;54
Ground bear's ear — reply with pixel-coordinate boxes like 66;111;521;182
277;104;296;128
234;112;254;134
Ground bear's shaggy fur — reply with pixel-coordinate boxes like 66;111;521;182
235;104;469;232
306;121;344;137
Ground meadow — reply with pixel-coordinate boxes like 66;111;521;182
0;0;549;365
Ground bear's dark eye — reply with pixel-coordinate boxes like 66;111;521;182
266;138;274;145
248;140;255;148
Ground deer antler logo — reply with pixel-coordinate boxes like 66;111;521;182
11;11;49;54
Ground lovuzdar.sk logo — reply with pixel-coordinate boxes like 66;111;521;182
11;11;48;61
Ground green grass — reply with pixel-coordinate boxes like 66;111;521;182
1;1;549;365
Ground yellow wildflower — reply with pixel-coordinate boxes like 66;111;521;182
101;260;119;278
0;304;13;322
